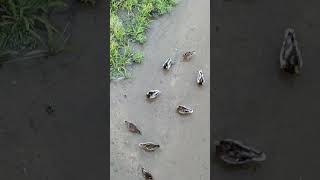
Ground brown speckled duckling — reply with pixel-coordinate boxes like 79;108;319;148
163;58;173;70
215;139;266;165
139;142;160;152
146;90;161;99
183;51;196;61
177;105;193;114
124;121;141;134
197;70;205;85
280;28;303;74
142;167;153;180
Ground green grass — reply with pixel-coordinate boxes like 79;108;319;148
110;0;177;79
0;0;98;62
79;0;96;6
0;0;66;54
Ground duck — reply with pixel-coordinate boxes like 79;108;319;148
183;51;196;61
176;105;193;114
215;139;266;165
197;70;205;85
141;167;153;180
163;58;173;70
124;121;141;134
139;142;160;152
280;28;303;74
146;90;161;99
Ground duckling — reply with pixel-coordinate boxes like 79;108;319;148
197;70;205;85
176;105;193;114
163;58;173;70
215;139;266;165
146;90;161;99
139;142;160;152
141;167;153;180
124;121;141;134
280;28;303;74
183;51;196;61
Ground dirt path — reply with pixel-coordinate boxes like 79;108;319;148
110;0;210;179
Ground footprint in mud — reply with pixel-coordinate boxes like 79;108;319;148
45;104;55;116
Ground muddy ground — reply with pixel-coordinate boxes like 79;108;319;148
0;1;108;179
213;0;320;179
110;0;210;179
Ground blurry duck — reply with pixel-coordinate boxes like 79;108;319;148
124;121;141;134
183;51;196;61
197;70;205;85
280;28;303;74
215;139;266;165
139;142;160;152
163;58;173;70
142;167;153;180
146;90;161;99
177;105;193;114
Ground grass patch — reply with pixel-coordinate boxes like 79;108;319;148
0;0;66;54
110;0;177;79
0;0;92;63
79;0;96;6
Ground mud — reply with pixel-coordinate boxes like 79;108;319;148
110;0;210;179
213;0;320;179
0;1;108;179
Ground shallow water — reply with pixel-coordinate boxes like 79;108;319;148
213;0;320;179
110;0;210;179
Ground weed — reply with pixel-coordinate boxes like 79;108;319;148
121;0;138;12
110;13;126;43
47;22;71;56
0;0;65;53
133;51;143;63
110;0;177;79
79;0;96;6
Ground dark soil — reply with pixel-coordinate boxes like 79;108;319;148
0;0;108;179
213;0;320;179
